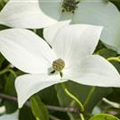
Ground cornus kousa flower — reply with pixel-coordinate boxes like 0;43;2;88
0;21;120;108
0;0;120;53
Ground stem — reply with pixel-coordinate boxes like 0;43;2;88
0;93;80;113
107;57;120;63
47;105;79;113
0;69;9;75
103;98;120;109
61;83;85;120
0;65;17;78
83;87;95;107
8;69;17;78
79;113;85;120
61;83;84;112
0;93;17;102
50;115;62;120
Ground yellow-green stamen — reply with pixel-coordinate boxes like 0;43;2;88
52;58;65;72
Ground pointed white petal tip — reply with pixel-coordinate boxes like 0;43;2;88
51;23;103;66
64;55;120;88
0;28;56;74
15;74;62;108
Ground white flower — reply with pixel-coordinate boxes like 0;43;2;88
0;0;120;53
0;21;120;108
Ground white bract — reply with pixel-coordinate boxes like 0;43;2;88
0;0;57;28
0;0;120;53
0;21;120;108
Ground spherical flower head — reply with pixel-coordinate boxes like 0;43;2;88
52;58;65;72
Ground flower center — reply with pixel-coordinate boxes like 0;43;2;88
61;0;79;13
52;58;65;72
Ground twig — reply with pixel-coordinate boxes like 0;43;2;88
0;93;17;102
103;98;120;108
47;105;80;113
50;115;63;120
0;93;80;113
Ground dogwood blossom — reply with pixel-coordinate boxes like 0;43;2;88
0;0;120;53
0;21;120;108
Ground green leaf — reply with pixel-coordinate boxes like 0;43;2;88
55;81;112;112
55;81;112;120
89;114;120;120
55;81;112;119
30;95;49;120
39;86;59;106
95;41;106;52
0;24;9;31
96;48;117;59
107;88;120;103
19;106;35;120
36;29;43;38
111;61;120;73
0;53;4;69
4;73;17;113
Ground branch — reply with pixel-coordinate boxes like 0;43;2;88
0;93;80;113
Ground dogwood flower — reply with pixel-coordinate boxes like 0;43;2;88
0;21;120;108
0;0;120;53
